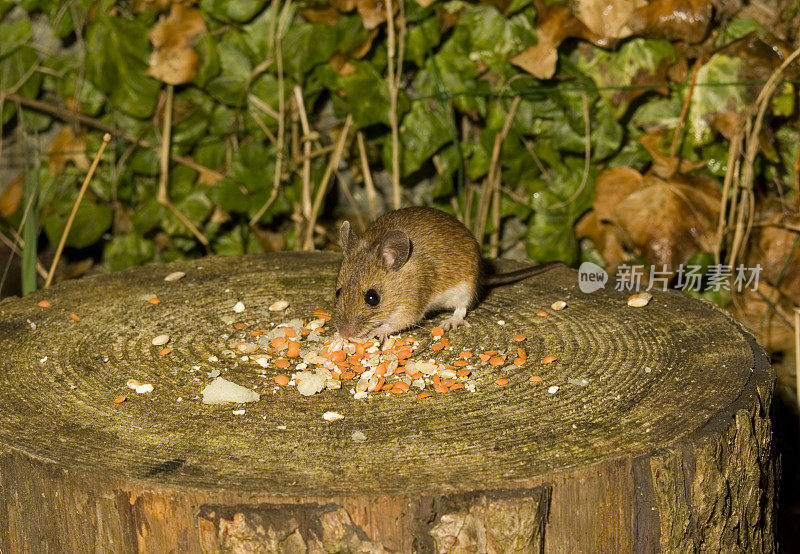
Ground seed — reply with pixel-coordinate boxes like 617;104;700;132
341;371;355;380
489;356;506;366
148;297;161;305
408;371;423;380
390;387;405;395
70;313;81;322
417;392;432;400
37;300;51;308
454;359;468;367
135;383;154;394
542;355;557;364
551;300;567;311
152;334;170;346
431;327;444;337
237;342;258;354
484;350;498;356
286;341;301;358
441;338;451;348
495;378;509;386
322;411;344;422
536;311;547;317
456;368;471;377
517;348;526;358
479;353;491;362
513;335;526;342
126;379;141;389
159;347;171;356
628;295;650;307
164;271;185;282
269;300;290;311
450;383;465;390
233;301;245;313
433;384;449;394
513;358;525;366
459;351;473;359
271;336;287;348
284;327;297;338
381;383;394;391
113;395;127;403
331;350;346;363
529;375;543;383
275;374;290;386
431;343;444;352
274;358;290;369
548;385;559;394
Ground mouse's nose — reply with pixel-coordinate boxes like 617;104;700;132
337;322;358;338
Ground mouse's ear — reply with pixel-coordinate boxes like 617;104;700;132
339;221;357;254
380;230;410;271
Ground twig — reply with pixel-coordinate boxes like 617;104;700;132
249;0;291;227
793;140;800;213
357;131;379;220
44;133;111;288
385;0;402;210
476;96;521;250
155;86;209;246
669;56;705;164
303;115;353;250
2;92;225;183
296;144;335;163
294;85;313;220
0;229;47;279
334;168;367;232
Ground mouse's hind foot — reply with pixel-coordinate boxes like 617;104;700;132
442;307;470;331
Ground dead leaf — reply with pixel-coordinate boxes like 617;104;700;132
592;166;645;223
331;0;358;11
639;131;706;179
133;0;176;13
415;0;437;7
356;0;394;29
612;173;720;272
351;28;379;59
0;175;24;217
148;4;207;85
510;2;612;79
330;54;358;76
628;0;712;44
747;212;800;305
730;287;795;352
47;127;89;176
574;0;647;39
575;211;628;267
300;7;341;25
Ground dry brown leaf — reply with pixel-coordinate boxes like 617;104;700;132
330;54;358;76
47;127;89;176
300;7;341;25
331;0;358;11
351;28;379;59
747;213;800;305
628;0;712;44
0;175;24;217
575;211;628;267
415;0;437;7
592;166;645;222
133;0;176;13
148;4;207;85
357;0;393;29
730;287;795;352
612;173;720;273
574;0;646;39
510;2;611;79
639;131;705;179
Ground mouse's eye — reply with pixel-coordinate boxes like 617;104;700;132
335;287;342;298
364;289;380;307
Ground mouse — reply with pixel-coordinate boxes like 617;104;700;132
333;206;563;341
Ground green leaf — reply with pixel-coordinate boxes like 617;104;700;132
103;233;156;271
526;211;578;265
200;0;266;23
85;15;160;119
282;22;338;80
43;197;113;249
388;100;453;177
718;18;763;47
192;32;221;88
208;178;252;213
214;225;261;255
0;46;42;124
687;54;745;146
230;142;276;192
205;30;256;106
132;198;165;234
0;19;32;58
406;16;441;67
338;61;409;128
161;191;213;238
334;14;371;55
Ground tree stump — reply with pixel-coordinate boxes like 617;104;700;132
0;252;775;553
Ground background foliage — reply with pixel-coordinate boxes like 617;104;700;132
1;0;800;350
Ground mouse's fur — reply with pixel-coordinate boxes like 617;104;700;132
334;207;480;340
333;207;562;340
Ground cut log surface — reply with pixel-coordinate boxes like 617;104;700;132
0;252;775;553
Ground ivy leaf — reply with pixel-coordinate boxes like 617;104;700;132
132;197;165;234
386;100;452;177
338;61;409;128
282;22;338;80
214;225;261;255
526;211;579;265
687;54;745;146
43;197;113;249
103;233;157;271
85;15;160;119
161;191;213;237
406;16;441;67
208;178;252;213
0;19;31;58
192;32;221;87
0;46;42;124
200;0;266;23
205;31;255;105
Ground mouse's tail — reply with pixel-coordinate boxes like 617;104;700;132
482;261;565;286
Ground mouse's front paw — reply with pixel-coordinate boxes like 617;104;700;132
442;316;470;331
369;324;393;343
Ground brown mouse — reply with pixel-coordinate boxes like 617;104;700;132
333;206;562;340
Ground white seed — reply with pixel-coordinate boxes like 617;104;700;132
497;320;505;325
352;430;367;442
627;296;650;308
135;383;154;394
236;342;258;354
547;385;559;394
232;409;245;415
151;334;170;346
233;301;245;313
208;355;219;362
164;271;186;282
639;291;653;301
551;300;567;311
269;300;290;311
323;411;344;421
326;379;341;390
353;391;368;399
126;379;141;389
